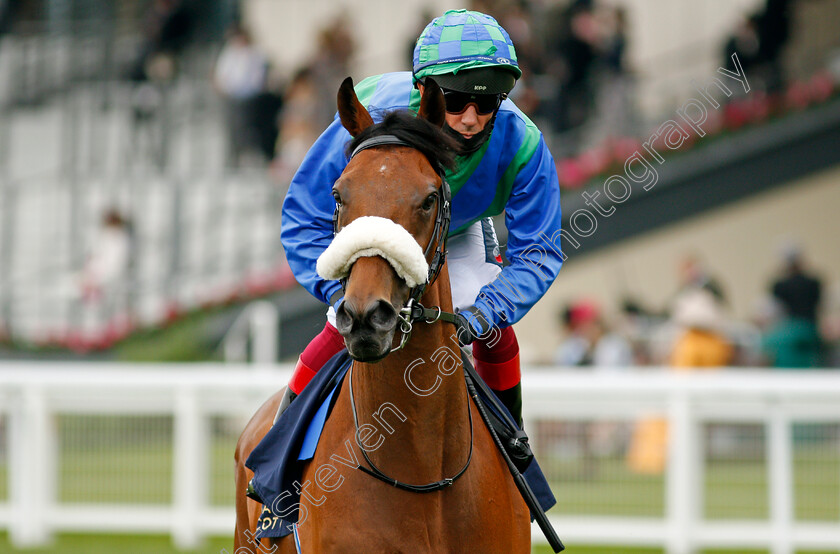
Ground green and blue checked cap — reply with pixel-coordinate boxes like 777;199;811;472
413;9;521;93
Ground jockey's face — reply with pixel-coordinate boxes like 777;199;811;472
417;83;495;140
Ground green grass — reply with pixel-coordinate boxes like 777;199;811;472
544;458;665;517
112;305;237;362
1;536;836;554
0;534;652;553
0;533;234;554
58;416;174;503
534;548;840;554
55;416;241;506
539;447;839;521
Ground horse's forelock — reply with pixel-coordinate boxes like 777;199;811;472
346;111;458;173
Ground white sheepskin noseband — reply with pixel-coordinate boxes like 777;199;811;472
316;216;429;288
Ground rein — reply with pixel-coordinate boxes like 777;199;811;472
340;133;473;493
348;363;474;493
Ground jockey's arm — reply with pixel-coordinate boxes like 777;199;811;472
470;136;564;330
280;116;350;306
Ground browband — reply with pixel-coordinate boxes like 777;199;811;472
351;135;415;159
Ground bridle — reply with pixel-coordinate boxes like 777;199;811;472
336;134;463;352
336;133;473;494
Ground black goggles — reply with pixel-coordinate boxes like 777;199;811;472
441;88;506;115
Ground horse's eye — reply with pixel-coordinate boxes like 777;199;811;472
421;193;437;212
332;190;342;205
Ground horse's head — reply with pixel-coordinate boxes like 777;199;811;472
316;77;457;362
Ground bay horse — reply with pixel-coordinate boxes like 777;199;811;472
234;77;530;553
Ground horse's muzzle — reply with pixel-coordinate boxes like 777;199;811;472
335;298;399;362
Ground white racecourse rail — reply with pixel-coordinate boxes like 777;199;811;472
0;364;839;553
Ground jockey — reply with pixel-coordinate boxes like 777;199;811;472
279;9;564;426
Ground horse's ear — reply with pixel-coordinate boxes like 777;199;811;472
417;78;446;128
337;77;374;137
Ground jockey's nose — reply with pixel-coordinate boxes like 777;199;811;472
461;104;480;124
335;298;398;336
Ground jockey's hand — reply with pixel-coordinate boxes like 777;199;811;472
454;308;491;345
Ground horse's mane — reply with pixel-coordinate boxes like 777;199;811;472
346;110;459;173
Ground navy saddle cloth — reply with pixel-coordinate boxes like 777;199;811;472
245;349;556;539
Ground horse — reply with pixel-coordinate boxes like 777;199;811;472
234;77;530;553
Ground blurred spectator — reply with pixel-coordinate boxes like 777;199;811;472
544;1;599;139
129;0;194;84
272;17;356;179
496;1;544;117
627;288;732;475
648;255;731;364
616;298;661;365
252;78;285;162
0;0;16;37
554;300;634;368
675;254;727;305
308;17;356;132
213;24;270;167
127;0;194;170
587;5;637;145
762;243;823;367
271;67;321;183
553;298;635;476
722;14;762;89
755;0;793;94
79;209;134;307
669;287;734;368
821;283;840;367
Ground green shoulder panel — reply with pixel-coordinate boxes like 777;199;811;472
449;111;542;234
445;140;491;199
353;74;384;108
490;114;542;215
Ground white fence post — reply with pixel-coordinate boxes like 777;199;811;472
666;388;697;554
172;386;208;549
9;385;54;547
768;407;793;554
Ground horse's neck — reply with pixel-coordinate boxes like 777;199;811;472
350;267;471;480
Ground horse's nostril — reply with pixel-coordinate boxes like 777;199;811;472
365;300;398;333
337;298;397;336
335;301;355;335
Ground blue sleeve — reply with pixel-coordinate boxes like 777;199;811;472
473;138;564;328
280;118;350;305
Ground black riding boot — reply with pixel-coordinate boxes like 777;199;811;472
492;382;533;471
272;387;297;425
492;382;523;427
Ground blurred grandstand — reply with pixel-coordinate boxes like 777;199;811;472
0;1;840;553
0;0;838;365
0;0;310;358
